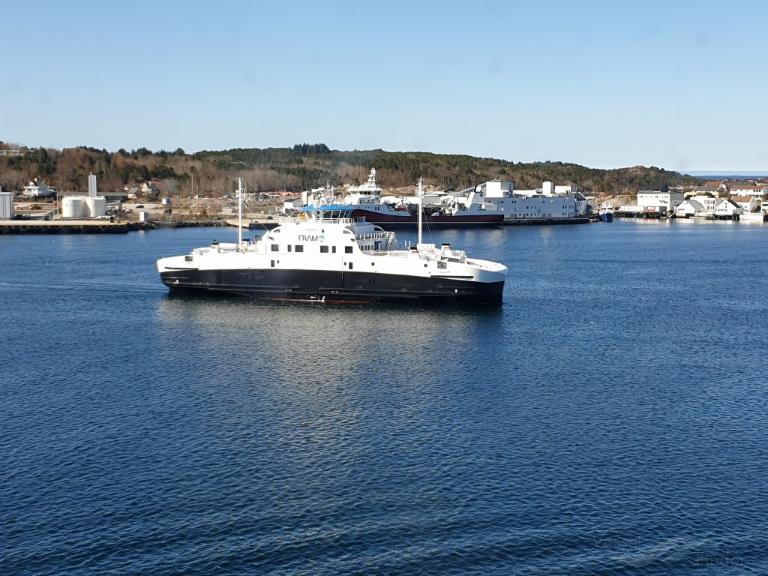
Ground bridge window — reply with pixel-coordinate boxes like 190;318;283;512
345;246;353;254
320;246;329;254
332;246;337;253
295;245;303;253
271;244;278;251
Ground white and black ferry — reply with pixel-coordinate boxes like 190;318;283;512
157;182;507;304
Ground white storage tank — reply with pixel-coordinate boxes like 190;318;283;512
62;196;85;218
85;196;107;217
0;192;14;219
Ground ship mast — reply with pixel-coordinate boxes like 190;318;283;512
417;177;423;246
237;178;244;249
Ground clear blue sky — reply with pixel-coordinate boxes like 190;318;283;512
2;0;766;171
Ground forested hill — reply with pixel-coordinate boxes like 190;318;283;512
0;142;701;196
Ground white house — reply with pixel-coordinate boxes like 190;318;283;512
637;188;684;214
728;183;768;198
714;199;743;219
688;185;725;198
690;194;718;215
731;195;760;213
675;199;706;218
22;179;56;198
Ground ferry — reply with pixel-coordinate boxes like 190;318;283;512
157;180;507;304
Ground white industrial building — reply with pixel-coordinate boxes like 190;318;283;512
61;196;107;218
0;191;14;219
472;180;588;221
60;173;107;219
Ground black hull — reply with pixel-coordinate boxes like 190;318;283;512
161;268;504;305
350;209;504;228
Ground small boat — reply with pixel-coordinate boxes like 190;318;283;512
598;206;614;222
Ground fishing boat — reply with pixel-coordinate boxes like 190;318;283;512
598;205;614;222
336;168;503;228
157;179;507;304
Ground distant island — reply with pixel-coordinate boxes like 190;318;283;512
0;141;701;196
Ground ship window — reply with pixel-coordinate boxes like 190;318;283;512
345;246;353;254
271;244;278;251
332;246;337;253
287;245;292;252
295;245;303;252
320;245;329;254
349;262;353;270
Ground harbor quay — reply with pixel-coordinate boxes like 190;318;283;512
0;219;226;234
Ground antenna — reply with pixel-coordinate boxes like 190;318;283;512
417;177;423;246
237;178;244;249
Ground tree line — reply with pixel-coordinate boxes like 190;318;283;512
0;143;701;196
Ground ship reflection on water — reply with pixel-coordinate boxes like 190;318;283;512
153;294;506;484
155;294;504;386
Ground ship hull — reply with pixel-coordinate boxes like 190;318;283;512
598;212;614;222
351;209;503;228
160;268;504;304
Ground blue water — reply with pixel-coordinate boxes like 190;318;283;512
3;220;768;575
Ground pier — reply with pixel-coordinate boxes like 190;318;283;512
0;219;227;234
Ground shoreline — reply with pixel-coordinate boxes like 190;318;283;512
0;219;228;234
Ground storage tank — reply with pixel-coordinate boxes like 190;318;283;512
0;192;14;219
62;196;85;218
85;196;107;217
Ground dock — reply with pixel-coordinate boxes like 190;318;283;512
0;220;134;234
0;219;227;234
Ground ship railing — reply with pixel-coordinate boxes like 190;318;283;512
313;217;360;224
364;250;410;258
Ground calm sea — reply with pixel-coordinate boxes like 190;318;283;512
2;220;768;575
